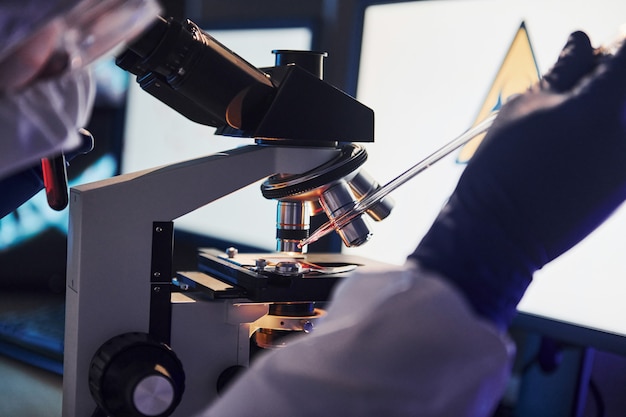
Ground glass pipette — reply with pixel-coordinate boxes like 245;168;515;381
298;111;499;248
299;32;626;248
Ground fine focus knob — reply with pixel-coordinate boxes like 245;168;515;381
89;332;185;417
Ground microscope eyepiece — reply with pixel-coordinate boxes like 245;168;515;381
116;16;374;142
123;16;170;62
116;17;275;129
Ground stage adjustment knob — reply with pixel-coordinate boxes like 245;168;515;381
89;332;185;417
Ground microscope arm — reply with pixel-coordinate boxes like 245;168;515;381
62;144;340;417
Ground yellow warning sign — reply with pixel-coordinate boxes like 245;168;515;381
457;22;541;163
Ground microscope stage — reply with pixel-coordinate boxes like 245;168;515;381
176;249;375;303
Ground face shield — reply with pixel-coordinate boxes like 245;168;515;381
0;0;161;180
0;0;162;91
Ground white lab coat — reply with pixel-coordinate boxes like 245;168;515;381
201;261;514;417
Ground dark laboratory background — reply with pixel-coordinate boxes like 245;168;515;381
0;1;625;416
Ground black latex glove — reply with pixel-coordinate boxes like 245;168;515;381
409;32;626;329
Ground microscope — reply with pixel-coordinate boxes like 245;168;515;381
63;16;393;417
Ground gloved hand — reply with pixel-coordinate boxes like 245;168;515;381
409;31;626;329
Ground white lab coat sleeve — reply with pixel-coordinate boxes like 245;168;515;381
199;261;515;417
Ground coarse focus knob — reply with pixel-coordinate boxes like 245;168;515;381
89;332;185;417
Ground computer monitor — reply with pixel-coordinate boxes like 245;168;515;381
346;0;626;353
121;26;313;252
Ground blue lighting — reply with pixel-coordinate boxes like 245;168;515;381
0;154;117;249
